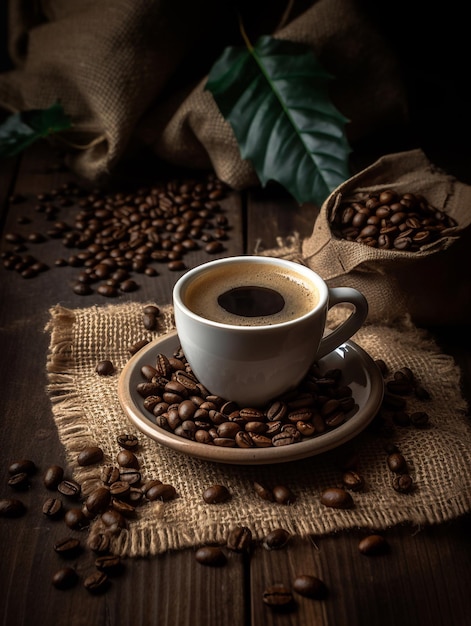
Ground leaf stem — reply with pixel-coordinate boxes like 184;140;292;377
238;14;253;52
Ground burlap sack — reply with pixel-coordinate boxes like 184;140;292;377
302;148;471;326
0;0;408;185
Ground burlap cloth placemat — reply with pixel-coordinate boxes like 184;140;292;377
45;301;471;557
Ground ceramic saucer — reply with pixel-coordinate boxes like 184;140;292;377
117;330;384;465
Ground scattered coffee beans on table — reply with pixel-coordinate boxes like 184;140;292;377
1;173;231;296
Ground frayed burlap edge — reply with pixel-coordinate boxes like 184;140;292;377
44;296;471;557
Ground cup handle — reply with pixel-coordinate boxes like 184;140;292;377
316;287;368;360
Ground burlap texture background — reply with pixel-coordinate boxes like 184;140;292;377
302;148;471;326
0;0;407;185
45;301;471;557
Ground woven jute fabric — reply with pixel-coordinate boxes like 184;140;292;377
0;0;407;185
302;148;471;326
45;300;471;557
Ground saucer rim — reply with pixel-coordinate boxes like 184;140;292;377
117;329;384;465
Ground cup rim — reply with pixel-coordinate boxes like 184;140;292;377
172;255;328;330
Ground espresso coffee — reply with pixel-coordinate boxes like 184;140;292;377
183;261;319;326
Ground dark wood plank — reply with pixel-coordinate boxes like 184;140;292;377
0;142;247;626
2;140;471;626
246;170;471;626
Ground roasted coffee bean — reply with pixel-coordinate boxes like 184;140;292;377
109;481;130;499
195;545;227;566
112;499;136;518
263;528;291;550
119;468;141;485
262;584;294;609
0;497;26;517
117;449;139;469
415;384;431;401
272;485;296;505
387;452;408;474
95;360;115;376
95;554;122;575
52;567;79;590
83;570;109;593
320;487;354;509
266;400;288;421
116;433;139;450
213;437;237;447
410;411;430;428
85;487;112;515
128;339;149;355
358;534;389;555
202;484;231;504
375;359;388;376
42;497;63;519
143;311;158;330
145;483;176;501
88;532;111;553
58;479;81;498
216;421;240;439
227;525;253;553
393;473;414;493
253;481;274;501
293;574;328;599
7;472;30;490
65;507;90;530
8;459;36;475
43;464;64;489
101;465;120;485
78;446;104;466
342;470;365;492
101;509;127;530
53;536;81;557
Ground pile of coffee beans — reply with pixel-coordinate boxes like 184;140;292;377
1;173;231;296
330;189;458;251
136;348;358;448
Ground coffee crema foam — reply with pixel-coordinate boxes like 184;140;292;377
183;262;319;326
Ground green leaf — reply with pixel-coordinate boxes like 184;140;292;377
0;102;72;158
206;35;351;206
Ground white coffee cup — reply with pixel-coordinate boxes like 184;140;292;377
173;255;368;407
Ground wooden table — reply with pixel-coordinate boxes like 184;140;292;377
1;141;470;626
